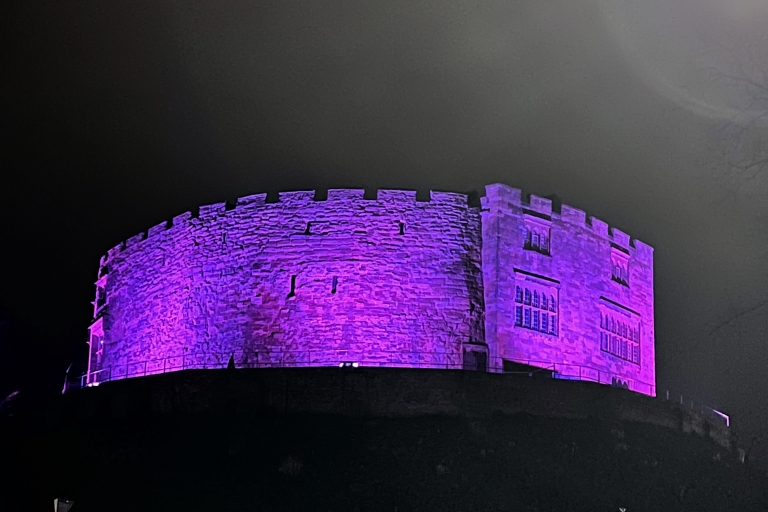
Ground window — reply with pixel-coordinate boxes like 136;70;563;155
611;251;630;286
87;318;105;384
96;286;106;309
523;218;551;255
91;333;103;364
599;308;640;365
514;279;558;336
331;276;338;294
93;275;108;319
288;275;297;298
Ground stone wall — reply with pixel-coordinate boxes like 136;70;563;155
481;184;655;395
86;183;655;397
90;190;484;380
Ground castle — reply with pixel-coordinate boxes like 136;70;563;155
85;184;655;395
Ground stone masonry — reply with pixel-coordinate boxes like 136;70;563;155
482;184;655;395
86;184;655;396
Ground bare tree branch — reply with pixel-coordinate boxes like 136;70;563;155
709;298;768;337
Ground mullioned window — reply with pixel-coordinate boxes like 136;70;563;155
599;307;640;365
514;280;558;336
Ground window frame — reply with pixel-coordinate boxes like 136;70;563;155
599;300;641;365
522;215;552;256
513;271;560;337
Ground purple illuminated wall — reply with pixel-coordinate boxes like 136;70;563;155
87;189;485;382
86;184;655;396
482;184;655;395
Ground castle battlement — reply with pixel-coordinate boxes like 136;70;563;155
87;183;654;397
481;183;653;264
103;188;478;264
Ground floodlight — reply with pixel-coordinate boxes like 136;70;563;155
54;498;74;512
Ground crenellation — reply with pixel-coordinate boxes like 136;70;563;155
125;232;145;248
108;242;124;259
590;217;610;238
280;190;315;204
147;221;170;239
172;211;193;228
527;195;553;216
84;183;654;399
430;191;469;206
378;189;417;202
560;205;586;226
483;184;522;207
236;193;267;207
633;240;654;264
611;228;631;249
327;189;365;201
199;202;227;219
415;190;431;202
482;185;655;396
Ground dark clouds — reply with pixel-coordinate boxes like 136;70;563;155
2;0;767;439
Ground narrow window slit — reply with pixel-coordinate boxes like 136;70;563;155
288;275;296;298
331;276;338;294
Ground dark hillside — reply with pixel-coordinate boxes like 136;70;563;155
2;369;765;511
5;411;768;511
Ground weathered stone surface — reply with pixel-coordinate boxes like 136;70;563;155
482;184;655;395
90;189;484;378
87;183;655;396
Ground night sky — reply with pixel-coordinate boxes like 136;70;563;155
3;0;767;442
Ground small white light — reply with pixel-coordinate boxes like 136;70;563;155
352;362;359;368
92;382;99;387
339;363;344;368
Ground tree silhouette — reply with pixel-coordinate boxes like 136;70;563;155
709;43;768;179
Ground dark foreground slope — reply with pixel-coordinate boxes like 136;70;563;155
2;369;766;511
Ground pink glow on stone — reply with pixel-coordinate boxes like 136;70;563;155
85;185;655;396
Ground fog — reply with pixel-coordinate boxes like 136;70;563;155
3;0;767;449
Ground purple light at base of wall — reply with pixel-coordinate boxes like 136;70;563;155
85;184;655;396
